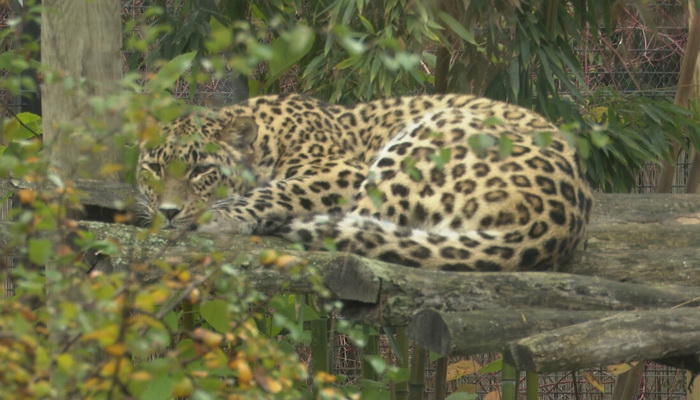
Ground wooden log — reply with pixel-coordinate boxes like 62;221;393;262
0;179;138;212
591;193;700;224
506;307;700;373
1;220;698;328
585;224;700;251
317;252;700;326
407;309;616;356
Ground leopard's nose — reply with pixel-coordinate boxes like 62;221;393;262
159;207;181;221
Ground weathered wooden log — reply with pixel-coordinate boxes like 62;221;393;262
591;193;700;224
3;220;698;329
0;179;138;212
506;307;700;373
407;309;617;356
585;223;700;251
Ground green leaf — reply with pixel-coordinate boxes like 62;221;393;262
364;355;387;375
336;56;361;70
146;51;197;92
4;112;42;142
367;186;385;210
163;310;180;332
499;135;513;159
28;239;52;265
590;130;611;148
267;26;315;82
428;148;451;171
383;366;410;383
533;131;553;148
205;26;233;53
479;358;502;373
175;339;197;361
358;378;390;397
437;12;476;45
139;374;174;400
200;299;230;333
468;133;497;157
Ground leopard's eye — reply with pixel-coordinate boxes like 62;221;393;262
146;163;162;176
190;164;216;178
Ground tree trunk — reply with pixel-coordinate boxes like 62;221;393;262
657;0;700;192
40;1;123;391
41;0;123;180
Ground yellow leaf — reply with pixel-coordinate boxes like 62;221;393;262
84;377;107;391
177;270;191;282
607;361;637;376
17;189;36;204
100;357;132;381
130;371;153;381
315;371;336;384
137;116;160;142
275;254;301;270
82;326;118;345
583;372;605;392
113;212;131;224
484;390;501;400
100;359;117;377
134;292;155;312
172;377;194;397
105;343;125;357
264;377;283;393
99;163;124;176
588;106;609;123
150;287;170;304
259;249;278;266
233;359;252;386
56;353;74;372
446;359;481;381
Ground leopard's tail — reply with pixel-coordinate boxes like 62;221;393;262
278;214;584;272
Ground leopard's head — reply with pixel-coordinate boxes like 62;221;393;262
136;112;258;229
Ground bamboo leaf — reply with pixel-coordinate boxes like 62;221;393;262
438;12;476;45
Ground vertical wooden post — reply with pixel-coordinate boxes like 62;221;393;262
41;0;123;180
656;1;700;192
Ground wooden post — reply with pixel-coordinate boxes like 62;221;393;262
657;0;700;192
41;0;123;180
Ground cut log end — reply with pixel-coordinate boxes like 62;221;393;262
408;309;451;356
322;255;381;303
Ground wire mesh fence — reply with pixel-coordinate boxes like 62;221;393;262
0;0;696;398
302;337;690;399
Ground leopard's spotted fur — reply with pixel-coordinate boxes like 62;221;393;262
137;94;593;272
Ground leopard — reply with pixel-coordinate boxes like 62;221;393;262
137;93;593;272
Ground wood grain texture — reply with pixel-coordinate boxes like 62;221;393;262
41;0;123;179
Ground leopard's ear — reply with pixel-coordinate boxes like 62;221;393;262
219;116;258;148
